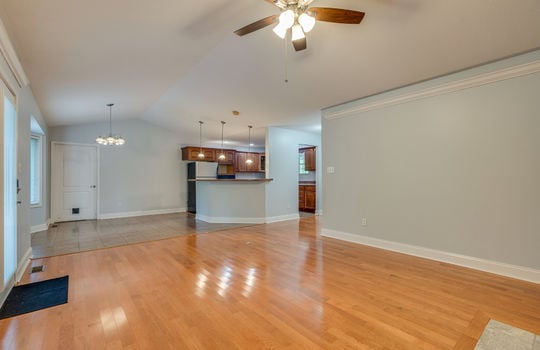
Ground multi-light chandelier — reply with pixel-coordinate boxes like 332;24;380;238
96;103;125;146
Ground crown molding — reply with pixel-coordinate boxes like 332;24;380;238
0;17;28;88
323;60;540;120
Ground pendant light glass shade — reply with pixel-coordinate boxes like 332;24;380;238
279;10;295;29
96;104;125;146
273;23;288;39
245;125;253;165
298;13;315;32
291;24;305;41
198;121;205;159
218;121;226;160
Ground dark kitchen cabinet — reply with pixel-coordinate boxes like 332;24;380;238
235;152;263;172
299;184;316;212
300;147;316;171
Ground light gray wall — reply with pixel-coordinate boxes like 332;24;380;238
322;51;540;270
18;86;48;253
24;90;49;228
265;127;321;218
50;119;187;216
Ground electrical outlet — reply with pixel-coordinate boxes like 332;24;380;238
327;166;335;174
361;218;367;226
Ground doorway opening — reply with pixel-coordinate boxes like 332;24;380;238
298;145;317;215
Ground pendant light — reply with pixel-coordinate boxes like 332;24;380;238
96;103;125;146
198;121;205;159
245;125;253;165
218;121;226;160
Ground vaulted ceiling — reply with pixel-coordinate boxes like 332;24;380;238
1;0;539;145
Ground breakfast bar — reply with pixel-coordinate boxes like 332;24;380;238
191;178;273;223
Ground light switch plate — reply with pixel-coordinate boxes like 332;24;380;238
327;166;335;174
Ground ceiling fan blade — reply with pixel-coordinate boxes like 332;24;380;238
309;7;365;24
264;0;286;9
292;37;307;52
234;15;279;36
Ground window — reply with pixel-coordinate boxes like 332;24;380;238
30;134;42;206
299;151;309;175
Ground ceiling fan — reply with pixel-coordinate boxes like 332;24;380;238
234;0;365;52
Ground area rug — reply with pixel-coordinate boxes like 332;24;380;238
0;275;69;319
475;319;539;350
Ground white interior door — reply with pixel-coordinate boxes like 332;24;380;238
52;143;97;222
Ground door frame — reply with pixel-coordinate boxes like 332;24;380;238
51;141;100;223
0;78;18;292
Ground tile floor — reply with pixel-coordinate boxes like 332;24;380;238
475;320;540;350
31;212;257;258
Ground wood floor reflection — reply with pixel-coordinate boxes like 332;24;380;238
3;217;540;349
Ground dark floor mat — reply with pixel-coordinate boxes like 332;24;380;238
0;275;69;319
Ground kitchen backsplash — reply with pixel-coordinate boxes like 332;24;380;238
299;171;316;181
235;172;265;179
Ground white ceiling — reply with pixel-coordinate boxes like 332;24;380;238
1;0;539;146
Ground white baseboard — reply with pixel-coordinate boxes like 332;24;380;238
321;228;540;284
16;247;32;283
315;209;323;216
196;214;265;224
196;213;300;224
30;223;48;233
265;213;300;223
99;208;186;220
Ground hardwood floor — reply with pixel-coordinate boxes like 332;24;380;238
2;217;539;349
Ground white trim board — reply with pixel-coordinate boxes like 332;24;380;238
30;223;48;233
16;248;32;283
321;228;540;284
196;214;264;224
99;208;186;220
196;213;300;224
266;213;300;223
323;60;540;120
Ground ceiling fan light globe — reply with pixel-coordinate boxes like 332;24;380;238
246;158;253;165
291;24;305;41
218;153;226;160
298;13;315;33
279;9;295;29
272;23;288;39
198;152;205;159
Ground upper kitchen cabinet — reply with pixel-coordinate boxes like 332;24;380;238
182;147;216;161
216;150;236;164
235;152;264;172
300;147;316;171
